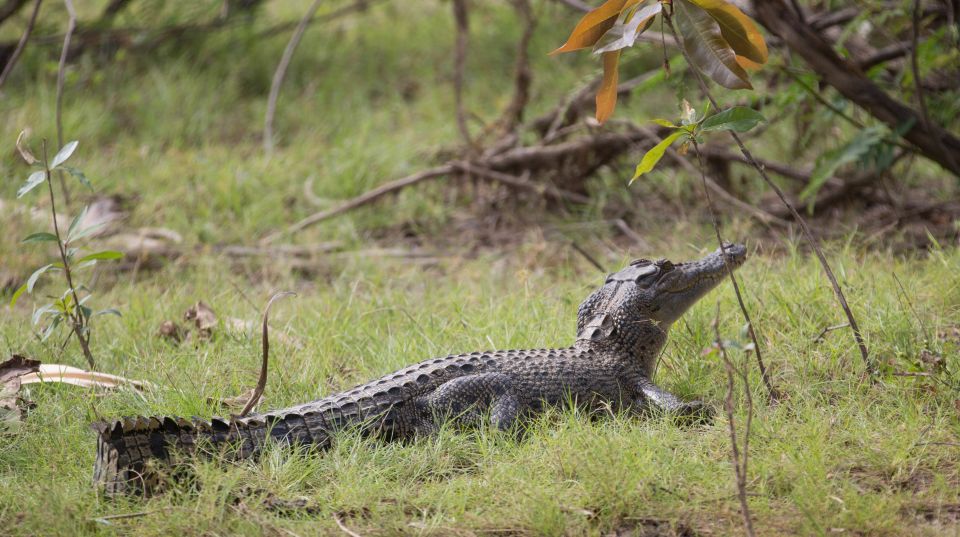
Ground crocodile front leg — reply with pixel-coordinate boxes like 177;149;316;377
423;373;522;431
634;377;711;422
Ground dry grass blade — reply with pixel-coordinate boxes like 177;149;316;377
239;291;296;417
333;512;364;537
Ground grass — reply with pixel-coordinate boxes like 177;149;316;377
1;0;959;535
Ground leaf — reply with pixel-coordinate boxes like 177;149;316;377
596;50;622;124
674;0;752;90
700;106;765;132
32;303;57;326
21;232;59;244
651;118;678;128
15;131;37;165
801;126;887;201
92;308;122;318
76;250;124;264
26;264;54;293
9;284;27;309
50;141;78;169
184;301;218;339
67;205;90;242
551;0;641;54
688;0;768;64
17;171;47;199
593;2;662;54
680;99;697;125
41;315;64;342
67;222;109;244
631;130;687;182
63;167;92;190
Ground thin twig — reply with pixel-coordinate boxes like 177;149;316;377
55;0;75;206
0;0;41;90
714;303;757;537
910;0;959;173
239;291;296;417
693;141;777;403
569;241;605;272
263;0;323;154
812;323;849;343
492;0;534;135
664;12;875;377
891;271;929;343
452;0;472;146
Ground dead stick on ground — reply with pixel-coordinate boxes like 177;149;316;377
263;0;323;154
452;0;472;146
693;141;777;402
333;512;363;537
55;0;75;206
714;303;757;537
0;0;42;90
663;11;875;377
239;291;296;417
261;164;456;244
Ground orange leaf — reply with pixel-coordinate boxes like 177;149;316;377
735;54;763;71
551;0;643;55
596;50;621;123
687;0;768;64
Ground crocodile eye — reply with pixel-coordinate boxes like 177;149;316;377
660;260;674;272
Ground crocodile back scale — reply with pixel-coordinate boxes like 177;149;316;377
93;243;747;495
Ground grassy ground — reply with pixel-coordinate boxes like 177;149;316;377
1;1;959;535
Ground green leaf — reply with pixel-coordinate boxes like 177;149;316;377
9;283;28;309
41;315;64;341
93;308;122;318
77;250;124;264
67;205;89;242
68;222;109;244
674;0;752;90
801;126;886;201
631;130;687;183
651;118;678;128
50;141;78;168
21;232;59;244
17;171;46;198
26;264;54;293
63;167;92;190
593;2;663;54
32;303;57;326
700;106;765;132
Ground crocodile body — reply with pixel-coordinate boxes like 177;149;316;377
93;243;747;494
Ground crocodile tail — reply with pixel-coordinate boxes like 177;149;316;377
92;411;334;495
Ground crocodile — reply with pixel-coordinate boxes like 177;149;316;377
93;243;747;494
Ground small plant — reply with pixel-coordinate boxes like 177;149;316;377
10;133;122;369
632;100;764;180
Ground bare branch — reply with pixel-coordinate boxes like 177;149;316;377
263;0;323;154
452;0;472;146
55;0;75;206
0;0;40;90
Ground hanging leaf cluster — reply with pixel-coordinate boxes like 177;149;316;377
552;0;768;123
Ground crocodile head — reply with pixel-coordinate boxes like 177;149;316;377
576;243;747;370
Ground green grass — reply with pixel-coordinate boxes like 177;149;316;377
1;0;959;535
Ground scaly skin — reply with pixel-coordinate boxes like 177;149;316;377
92;243;747;495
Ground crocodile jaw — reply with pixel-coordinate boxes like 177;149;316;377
650;243;747;325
